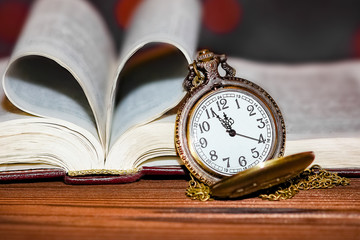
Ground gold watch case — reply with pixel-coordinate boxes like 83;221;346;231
175;51;286;186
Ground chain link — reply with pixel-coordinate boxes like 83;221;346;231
186;174;213;201
191;62;205;89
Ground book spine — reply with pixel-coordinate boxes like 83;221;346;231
0;169;65;182
327;169;360;178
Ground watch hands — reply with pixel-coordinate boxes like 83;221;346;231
216;112;259;141
216;112;234;131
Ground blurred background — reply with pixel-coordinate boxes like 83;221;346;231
1;0;360;63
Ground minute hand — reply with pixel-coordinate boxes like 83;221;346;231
234;132;259;142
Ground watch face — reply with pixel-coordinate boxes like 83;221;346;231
188;87;276;177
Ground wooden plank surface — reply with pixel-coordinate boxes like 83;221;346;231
0;178;359;240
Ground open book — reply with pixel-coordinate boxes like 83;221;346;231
0;0;201;183
0;0;359;184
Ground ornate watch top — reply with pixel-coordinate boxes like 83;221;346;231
183;49;236;92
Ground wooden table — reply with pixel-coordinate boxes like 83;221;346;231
0;178;359;240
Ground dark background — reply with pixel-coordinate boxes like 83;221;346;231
1;0;360;63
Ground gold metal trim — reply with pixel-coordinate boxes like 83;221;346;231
67;168;140;176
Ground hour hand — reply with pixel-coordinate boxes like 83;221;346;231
217;112;234;131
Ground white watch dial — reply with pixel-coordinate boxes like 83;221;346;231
189;88;275;177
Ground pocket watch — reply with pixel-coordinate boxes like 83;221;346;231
175;49;286;187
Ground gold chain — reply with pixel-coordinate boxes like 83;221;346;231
186;174;213;201
185;165;350;201
259;165;350;200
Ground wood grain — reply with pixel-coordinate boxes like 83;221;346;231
0;178;359;240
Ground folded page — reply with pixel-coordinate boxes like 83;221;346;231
3;0;116;145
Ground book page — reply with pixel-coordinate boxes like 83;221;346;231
118;0;201;67
2;0;116;145
0;58;104;172
106;113;180;170
227;58;360;140
3;56;98;138
106;0;201;147
110;46;188;146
